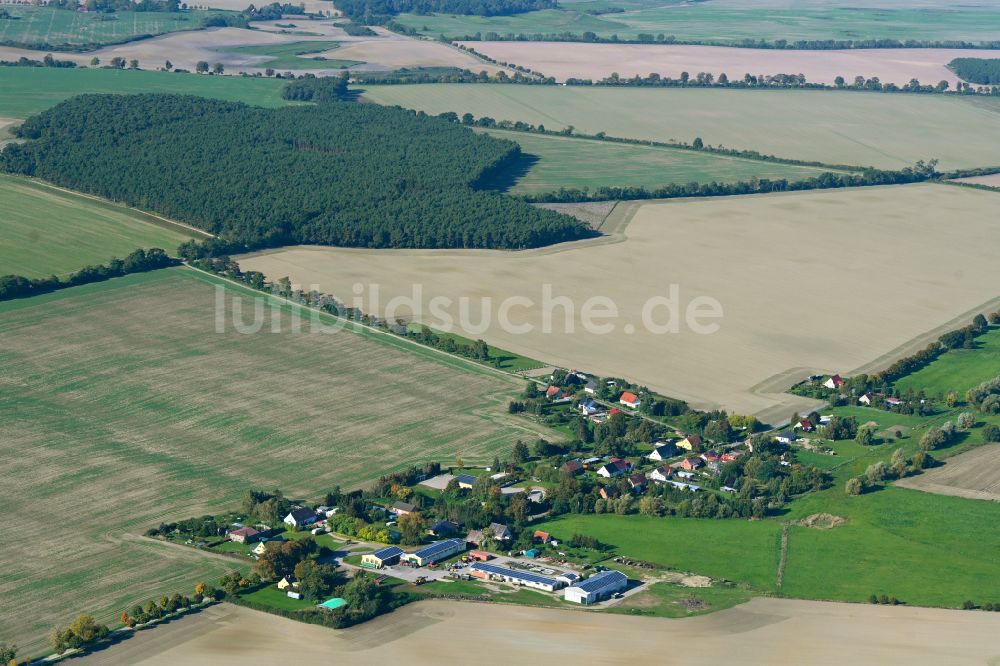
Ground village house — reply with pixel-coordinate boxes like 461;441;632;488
361;545;405;569
824;374;846;389
597;459;632;478
228;526;259;544
488;522;513;541
599;486;619;500
678;457;703;471
885;397;904;407
619;391;641;408
533;530;552;544
701;450;720;462
677;435;702;451
560;459;584;476
392;501;418;516
627;472;647;492
277;575;298;591
579;398;602;416
429;519;460;537
859;392;874;405
774;431;797;445
455;473;477;489
794;419;814;432
283;507;319;529
649;465;673;483
545;385;572;403
720;451;742;463
584;380;597;395
647;441;679;461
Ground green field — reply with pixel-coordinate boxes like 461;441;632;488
894;325;1000;399
361;84;1000;170
0;6;231;49
239;585;317;611
0;267;558;655
0;67;289;119
609;582;753;618
479;128;843;193
395;0;1000;44
0;174;202;278
214;41;363;70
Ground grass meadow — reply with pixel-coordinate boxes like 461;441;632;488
0;67;289;119
394;0;1000;44
361;84;1000;170
478;129;842;193
0;267;557;655
0;174;203;278
0;6;231;48
893;325;1000;399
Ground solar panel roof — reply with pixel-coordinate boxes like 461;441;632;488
413;538;464;558
371;546;404;559
471;562;559;586
573;570;628;593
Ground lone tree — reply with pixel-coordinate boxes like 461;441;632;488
845;477;863;496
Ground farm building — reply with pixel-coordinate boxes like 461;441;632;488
402;538;466;567
228;526;259;544
318;597;348;611
469;550;492;562
283;507;319;528
470;562;564;592
362;545;405;569
564;570;628;604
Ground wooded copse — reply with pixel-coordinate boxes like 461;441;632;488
1;94;590;251
339;0;555;24
949;58;1000;85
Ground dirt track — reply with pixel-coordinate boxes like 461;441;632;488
75;598;1000;665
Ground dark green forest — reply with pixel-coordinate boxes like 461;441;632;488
949;58;1000;85
337;0;555;24
1;94;589;250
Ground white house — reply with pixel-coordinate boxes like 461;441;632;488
564;570;628;604
619;391;641;408
824;374;845;390
647;442;678;461
597;459;631;478
284;507;319;528
648;466;673;483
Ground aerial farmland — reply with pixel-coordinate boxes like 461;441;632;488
2;0;1000;662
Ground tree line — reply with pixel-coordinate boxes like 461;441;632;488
444;29;1000;51
2;94;590;252
0;248;176;302
337;0;554;25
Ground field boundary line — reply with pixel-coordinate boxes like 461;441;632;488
776;523;789;589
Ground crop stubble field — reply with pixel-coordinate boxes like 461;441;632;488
0;174;202;278
241;184;1000;420
897;445;1000;501
0;268;555;655
361;84;1000;170
460;42;1000;87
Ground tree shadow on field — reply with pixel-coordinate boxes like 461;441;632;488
474;152;540;193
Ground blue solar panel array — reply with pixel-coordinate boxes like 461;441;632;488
371;546;404;560
572;570;628;593
413;538;464;559
471;562;559;587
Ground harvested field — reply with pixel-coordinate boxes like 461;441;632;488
240;184;1000;420
897;445;1000;501
210;40;361;70
477;128;843;194
0;268;555;655
0;23;505;76
952;173;1000;188
360;84;1000;170
460;42;1000;87
74;598;1000;665
0;67;288;119
0;174;202;278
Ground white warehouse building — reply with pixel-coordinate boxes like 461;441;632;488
564;570;628;604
